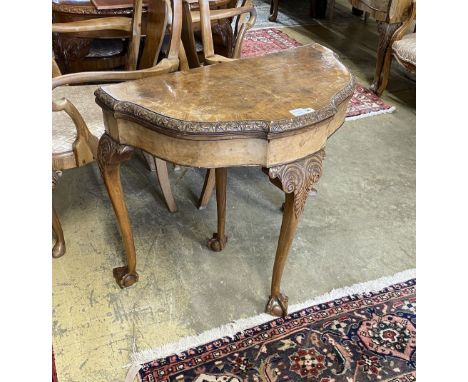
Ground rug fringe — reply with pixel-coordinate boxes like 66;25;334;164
345;106;396;121
125;365;143;382
124;268;415;381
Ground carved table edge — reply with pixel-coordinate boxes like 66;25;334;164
94;75;355;137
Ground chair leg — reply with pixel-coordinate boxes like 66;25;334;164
208;168;227;251
98;133;139;288
141;151;177;212
198;168;215;210
269;0;280;22
52;171;66;258
363;11;369;22
52;206;66;258
377;50;393;96
326;0;335;20
154;157;177;213
142;151;156;171
370;21;400;94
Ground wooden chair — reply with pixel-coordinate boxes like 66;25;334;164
52;0;185;258
181;0;256;209
376;0;415;95
182;0;256;68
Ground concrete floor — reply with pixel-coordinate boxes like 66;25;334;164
52;2;415;381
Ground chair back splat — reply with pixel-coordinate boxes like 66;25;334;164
181;0;256;68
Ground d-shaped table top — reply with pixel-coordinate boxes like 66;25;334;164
95;43;354;138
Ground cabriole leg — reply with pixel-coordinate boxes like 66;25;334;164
98;133;138;288
52;206;66;258
376;48;394;96
208;167;228;251
370;21;401;93
52;171;66;258
266;150;325;317
269;0;280;22
266;191;297;316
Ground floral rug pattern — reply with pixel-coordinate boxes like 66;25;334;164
241;28;303;58
139;279;416;381
241;28;395;120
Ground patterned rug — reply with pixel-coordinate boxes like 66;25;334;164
127;272;416;381
241;28;395;120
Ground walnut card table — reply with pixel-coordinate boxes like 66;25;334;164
95;43;354;317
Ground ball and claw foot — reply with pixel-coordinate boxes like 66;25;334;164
207;233;227;252
52;240;66;258
113;266;139;288
266;293;289;317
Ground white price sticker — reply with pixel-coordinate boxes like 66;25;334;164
289;107;315;117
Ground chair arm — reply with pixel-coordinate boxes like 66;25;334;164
52;58;179;89
53;98;95;165
232;1;256;58
205;54;234;65
190;5;256;23
52;17;133;34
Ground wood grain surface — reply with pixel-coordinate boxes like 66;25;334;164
97;43;353;135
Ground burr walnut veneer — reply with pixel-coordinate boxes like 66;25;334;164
95;43;354;317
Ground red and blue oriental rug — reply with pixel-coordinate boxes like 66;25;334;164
127;272;416;381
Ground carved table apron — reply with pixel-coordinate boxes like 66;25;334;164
95;43;354;317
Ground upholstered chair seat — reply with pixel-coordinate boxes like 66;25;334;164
392;33;416;68
52;85;103;155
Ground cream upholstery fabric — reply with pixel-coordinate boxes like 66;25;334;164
393;33;416;67
52;84;104;154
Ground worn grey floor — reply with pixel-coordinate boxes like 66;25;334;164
252;0;356;27
52;1;415;381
